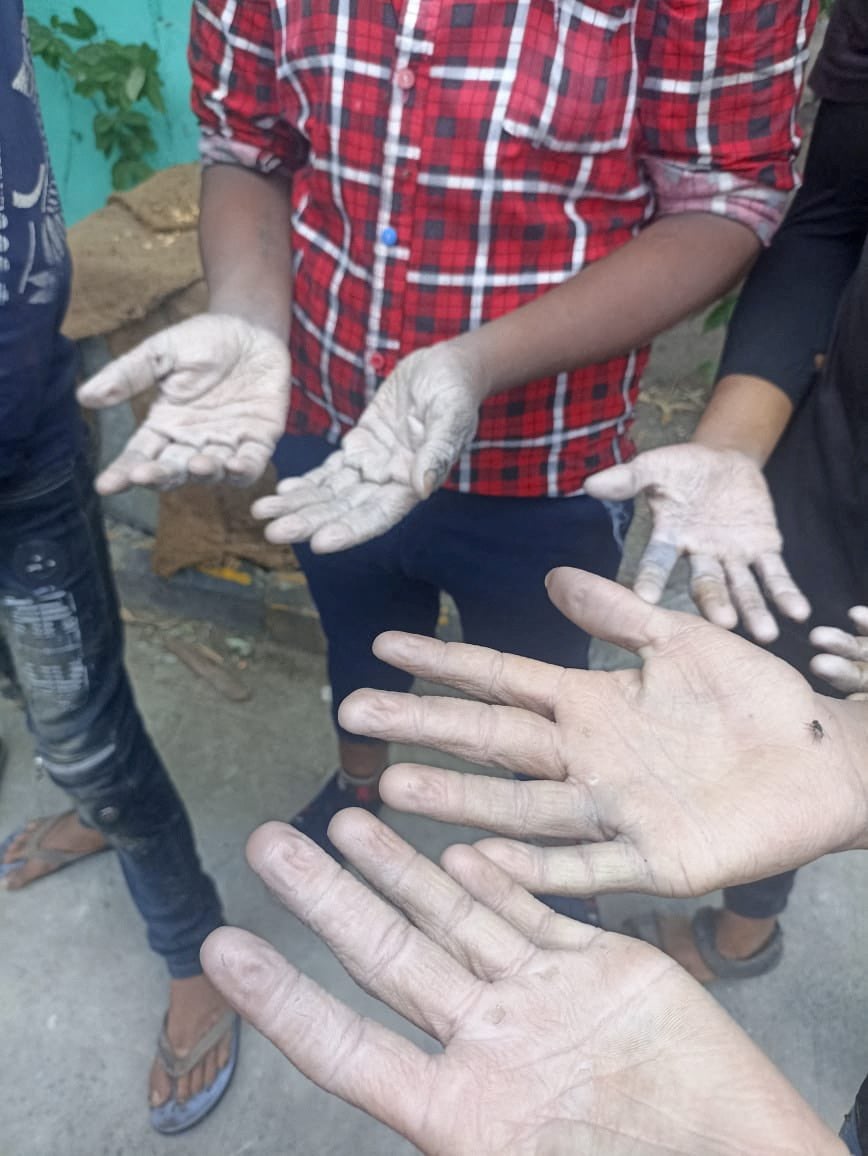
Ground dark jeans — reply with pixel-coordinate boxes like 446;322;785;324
274;434;631;738
0;454;222;977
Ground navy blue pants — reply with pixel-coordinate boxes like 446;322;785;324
274;435;631;739
0;454;223;977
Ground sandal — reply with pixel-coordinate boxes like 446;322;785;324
150;1009;240;1135
0;811;110;884
623;906;783;981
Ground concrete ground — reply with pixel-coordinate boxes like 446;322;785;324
2;317;866;1154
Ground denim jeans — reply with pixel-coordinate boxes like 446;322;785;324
0;454;223;977
274;434;631;738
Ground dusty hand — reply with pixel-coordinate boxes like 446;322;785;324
585;444;810;642
812;607;868;700
201;814;836;1156
251;342;481;553
339;569;868;899
77;314;290;492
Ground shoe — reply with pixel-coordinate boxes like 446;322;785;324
290;770;381;862
538;894;601;927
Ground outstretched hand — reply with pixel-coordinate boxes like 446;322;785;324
339;569;868;899
251;342;482;553
77;314;290;492
812;606;868;699
585;444;810;642
201;814;838;1155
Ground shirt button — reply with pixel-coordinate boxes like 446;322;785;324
396;68;415;90
368;351;386;371
380;226;398;247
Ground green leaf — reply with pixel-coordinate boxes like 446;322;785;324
111;158;153;191
57;20;92;40
702;294;738;333
143;71;166;113
125;64;147;103
72;7;98;37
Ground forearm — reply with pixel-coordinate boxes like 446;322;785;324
826;695;868;853
200;164;293;342
691;373;793;466
452;212;759;397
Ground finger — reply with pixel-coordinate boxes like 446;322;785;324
260;499;350;544
632;538;680;605
245;821;478;1040
338;690;562;777
130;442;197;490
809;625;868;663
809;653;868;696
94;427;169;495
688;553;738;630
201;926;431;1141
371;632;565;718
225;441;273;486
328;809;536;981
847;605;868;637
753;553;811;622
274;453;345;495
583;462;643;501
187;443;235;483
544;568;684;657
724;562;779;643
473;838;651;897
77;333;171;408
410;414;470;498
440;844;598;951
310;485;418;553
266;465;361;513
380;764;600;840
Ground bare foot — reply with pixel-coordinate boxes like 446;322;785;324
149;975;234;1108
656;910;779;983
1;812;109;890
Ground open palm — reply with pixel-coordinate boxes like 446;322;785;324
77;314;290;491
202;814;834;1155
339;569;866;898
252;342;481;553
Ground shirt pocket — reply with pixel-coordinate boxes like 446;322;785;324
502;0;637;154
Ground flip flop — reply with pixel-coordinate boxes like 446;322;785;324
0;811;110;884
622;906;783;981
150;1009;240;1135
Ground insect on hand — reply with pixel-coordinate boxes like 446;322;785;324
806;719;825;743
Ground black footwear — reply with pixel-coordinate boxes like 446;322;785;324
290;770;381;862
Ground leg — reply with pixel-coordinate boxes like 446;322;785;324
273;435;440;851
0;457;233;1120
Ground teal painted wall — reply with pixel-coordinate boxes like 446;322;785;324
27;0;198;224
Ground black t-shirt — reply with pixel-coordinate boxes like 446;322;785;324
811;0;868;104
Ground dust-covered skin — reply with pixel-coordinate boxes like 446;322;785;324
340;569;868;900
252;342;482;554
77;314;290;492
585;443;810;642
202;814;842;1155
811;606;868;699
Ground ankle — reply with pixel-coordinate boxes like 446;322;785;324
715;910;777;959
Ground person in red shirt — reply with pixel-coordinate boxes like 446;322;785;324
80;0;817;914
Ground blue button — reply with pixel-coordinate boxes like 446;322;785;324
380;226;398;247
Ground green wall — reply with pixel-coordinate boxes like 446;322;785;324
27;0;199;224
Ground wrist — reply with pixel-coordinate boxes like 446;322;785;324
206;297;290;344
692;374;793;466
443;332;497;402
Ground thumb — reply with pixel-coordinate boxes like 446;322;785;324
77;332;169;409
583;461;643;501
410;411;475;499
544;567;686;656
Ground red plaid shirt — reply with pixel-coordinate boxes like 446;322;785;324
190;0;815;497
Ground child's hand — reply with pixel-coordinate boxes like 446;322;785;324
811;607;868;699
252;342;481;553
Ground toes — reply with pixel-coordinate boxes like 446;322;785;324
149;1058;172;1109
176;1073;192;1106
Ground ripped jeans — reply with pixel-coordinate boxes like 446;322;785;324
0;454;223;977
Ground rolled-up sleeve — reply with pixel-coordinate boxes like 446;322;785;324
189;0;309;175
636;0;818;244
